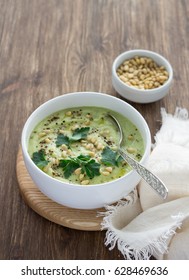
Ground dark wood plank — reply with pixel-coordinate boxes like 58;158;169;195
0;0;188;260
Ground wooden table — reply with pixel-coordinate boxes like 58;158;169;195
0;0;188;260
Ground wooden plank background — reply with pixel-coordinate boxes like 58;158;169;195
0;0;189;259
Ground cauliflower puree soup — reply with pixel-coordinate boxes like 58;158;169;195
28;107;144;185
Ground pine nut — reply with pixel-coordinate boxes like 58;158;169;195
79;174;85;180
96;143;104;150
45;138;51;144
74;168;82;175
127;147;137;154
128;134;134;140
101;171;110;176
61;144;68;151
81;180;90;185
105;166;113;173
67;149;72;155
88;151;95;157
86;143;94;150
62;151;67;157
85;120;90;125
38;132;46;137
90;137;96;144
65;111;72;116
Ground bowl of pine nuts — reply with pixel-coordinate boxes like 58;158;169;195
112;49;173;103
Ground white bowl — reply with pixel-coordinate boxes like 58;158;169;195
112;49;173;103
21;92;151;209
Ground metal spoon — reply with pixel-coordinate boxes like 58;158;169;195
108;114;168;199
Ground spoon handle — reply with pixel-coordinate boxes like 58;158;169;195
118;148;168;199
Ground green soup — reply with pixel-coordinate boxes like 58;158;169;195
28;107;144;185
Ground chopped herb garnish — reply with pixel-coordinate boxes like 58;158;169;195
59;159;80;178
77;155;100;178
101;146;122;166
56;127;90;147
82;159;101;178
59;154;100;179
32;150;49;169
56;134;70;147
77;154;91;162
70;127;90;141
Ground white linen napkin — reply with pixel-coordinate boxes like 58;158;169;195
101;108;189;260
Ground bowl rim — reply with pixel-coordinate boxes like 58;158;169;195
21;91;151;190
112;49;173;95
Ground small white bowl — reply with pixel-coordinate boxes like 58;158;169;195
112;49;173;103
21;92;151;209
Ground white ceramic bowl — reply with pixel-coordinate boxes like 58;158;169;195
21;92;151;209
112;49;173;103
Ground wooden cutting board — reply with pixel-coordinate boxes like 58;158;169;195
16;147;105;231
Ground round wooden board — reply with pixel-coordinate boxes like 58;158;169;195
16;147;105;231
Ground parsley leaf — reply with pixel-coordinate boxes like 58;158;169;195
56;127;90;147
77;154;91;162
59;154;100;179
76;154;100;178
101;146;121;166
56;134;70;147
32;150;49;169
81;159;101;178
59;159;80;178
70;127;90;141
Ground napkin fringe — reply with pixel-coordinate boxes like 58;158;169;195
100;189;137;220
100;190;137;254
153;107;189;148
103;209;184;260
146;213;183;259
101;190;139;259
161;107;189;121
